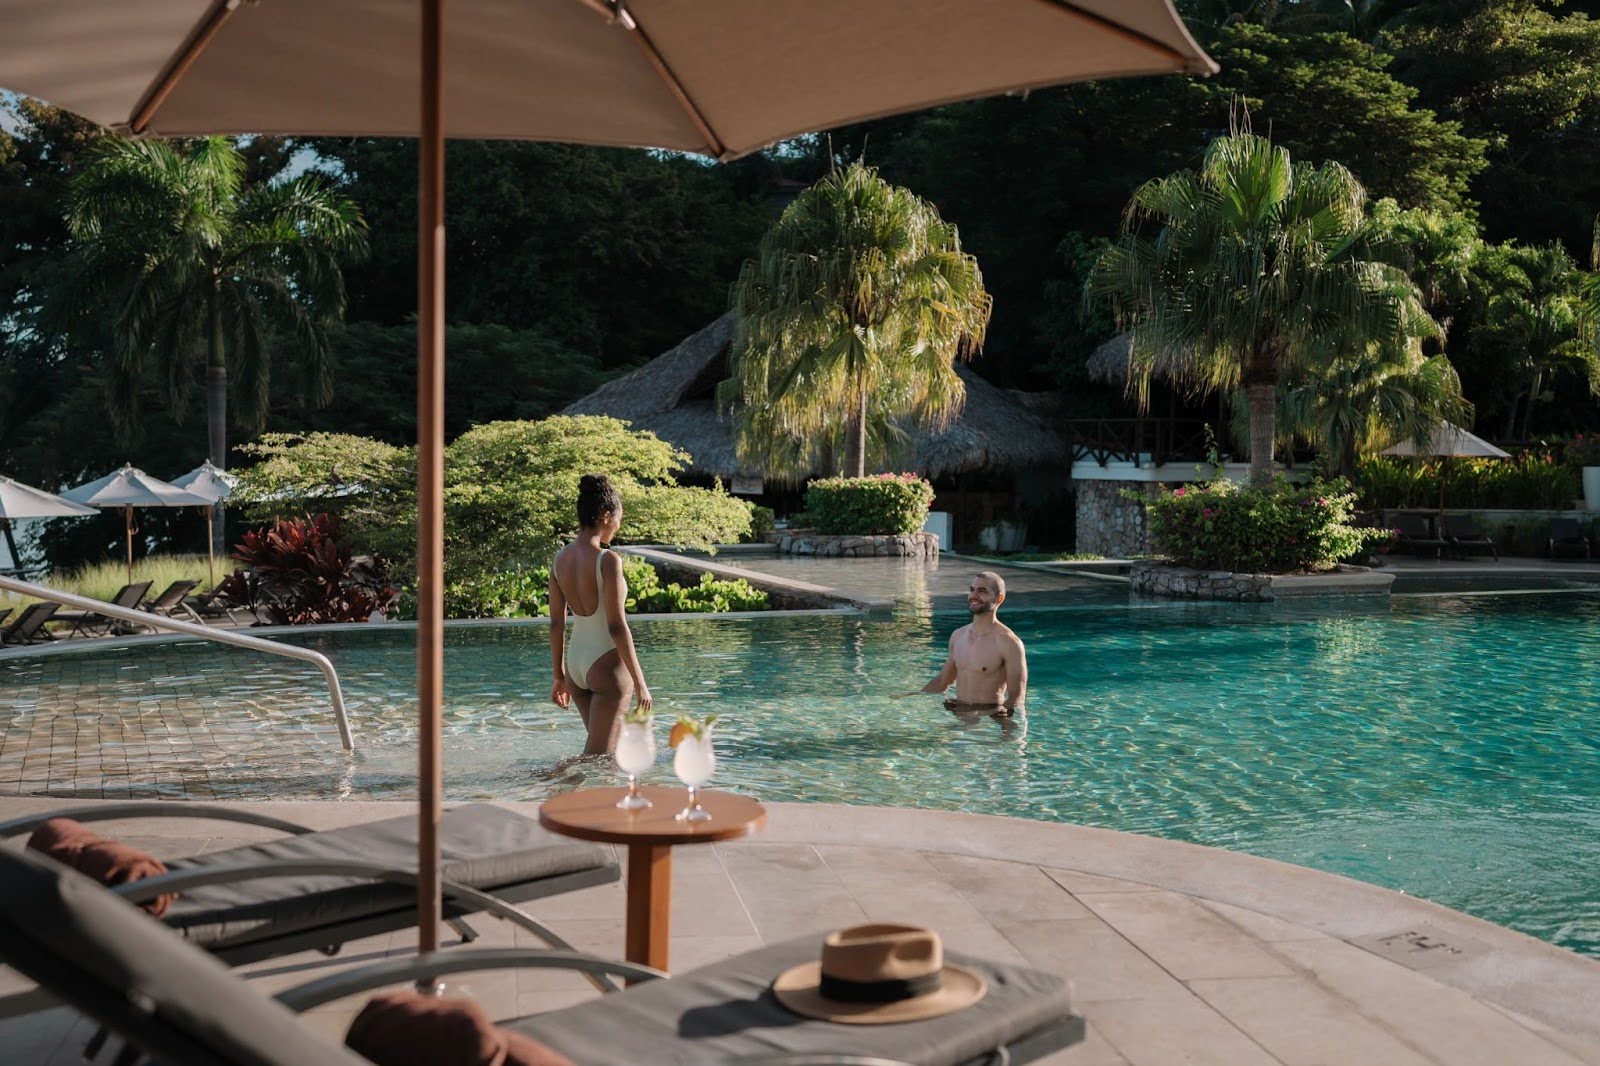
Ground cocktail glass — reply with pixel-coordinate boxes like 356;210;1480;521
673;732;716;822
614;719;656;810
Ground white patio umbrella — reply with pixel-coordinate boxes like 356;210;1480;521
62;464;212;585
0;0;1215;952
171;460;238;587
0;475;98;572
1381;421;1511;514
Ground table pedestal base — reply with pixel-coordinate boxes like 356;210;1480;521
625;843;671;982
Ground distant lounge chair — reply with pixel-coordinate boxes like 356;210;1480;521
182;583;258;626
0;601;58;646
1393;513;1449;559
1441;513;1499;561
140;578;201;620
0;844;1083;1066
50;580;153;638
0;607;11;632
1548;517;1593;560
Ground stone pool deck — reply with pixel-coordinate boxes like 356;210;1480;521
3;798;1598;1066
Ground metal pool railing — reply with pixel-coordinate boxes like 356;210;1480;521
0;576;353;751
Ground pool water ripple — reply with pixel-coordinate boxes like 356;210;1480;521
2;593;1599;955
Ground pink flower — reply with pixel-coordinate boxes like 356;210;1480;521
1202;508;1215;518
1174;487;1187;497
1318;497;1328;505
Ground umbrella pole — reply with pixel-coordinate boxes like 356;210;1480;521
1;519;20;572
124;506;135;585
206;509;216;589
416;0;446;959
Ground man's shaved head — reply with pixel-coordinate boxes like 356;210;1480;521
974;571;1006;598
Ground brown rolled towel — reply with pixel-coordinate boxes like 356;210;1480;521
346;992;574;1066
25;818;176;918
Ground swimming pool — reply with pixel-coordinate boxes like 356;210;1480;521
3;588;1598;957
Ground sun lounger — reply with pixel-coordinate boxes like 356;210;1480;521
181;583;258;625
140;578;201;620
1440;513;1499;561
0;844;1082;1066
1393;513;1449;559
1548;517;1593;560
50;580;153;637
0;802;619;969
0;601;58;645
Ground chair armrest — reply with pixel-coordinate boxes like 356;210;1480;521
275;947;667;1012
0;802;315;842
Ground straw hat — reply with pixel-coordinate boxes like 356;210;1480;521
771;924;987;1024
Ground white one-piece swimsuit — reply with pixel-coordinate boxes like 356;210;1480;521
563;547;627;686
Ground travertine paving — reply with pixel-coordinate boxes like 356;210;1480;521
2;798;1598;1065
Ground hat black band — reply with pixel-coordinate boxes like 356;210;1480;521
819;971;943;1003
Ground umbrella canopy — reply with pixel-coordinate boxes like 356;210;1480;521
1;0;1215;955
3;1;1215;155
0;476;98;520
170;460;237;504
172;461;239;586
64;464;213;509
1380;422;1511;460
64;465;212;584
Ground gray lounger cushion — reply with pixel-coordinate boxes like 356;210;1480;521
0;846;367;1066
165;804;613;950
515;937;1079;1066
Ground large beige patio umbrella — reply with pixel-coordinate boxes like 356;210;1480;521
0;0;1215;952
63;465;212;584
1381;421;1511;514
0;475;98;573
171;460;238;588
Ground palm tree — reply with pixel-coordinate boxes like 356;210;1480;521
1091;130;1430;485
1482;242;1596;440
720;163;990;480
66;137;368;481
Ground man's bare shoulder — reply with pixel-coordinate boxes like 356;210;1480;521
995;622;1026;650
949;622;975;642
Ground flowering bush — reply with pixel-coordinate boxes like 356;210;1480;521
1146;479;1386;573
1564;433;1600;467
805;473;935;535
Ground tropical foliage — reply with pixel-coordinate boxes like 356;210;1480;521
804;474;935;536
64;137;368;454
222;514;395;625
1146;479;1383;573
231;417;752;587
1092;129;1435;484
413;555;769;619
1355;453;1577;510
722;163;990;479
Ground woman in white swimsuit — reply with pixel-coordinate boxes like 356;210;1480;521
548;474;653;754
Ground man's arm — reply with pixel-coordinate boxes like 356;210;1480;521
1002;632;1028;712
918;633;959;694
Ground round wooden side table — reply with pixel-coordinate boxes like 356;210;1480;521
538;785;765;976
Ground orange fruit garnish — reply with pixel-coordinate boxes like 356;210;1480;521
668;721;693;749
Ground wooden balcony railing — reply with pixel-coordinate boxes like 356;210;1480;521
1065;419;1217;468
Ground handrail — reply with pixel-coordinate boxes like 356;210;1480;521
0;576;353;751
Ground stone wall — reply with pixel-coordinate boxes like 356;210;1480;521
766;531;939;558
1130;561;1272;602
1075;480;1157;558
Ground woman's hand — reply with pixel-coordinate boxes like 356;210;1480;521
634;683;653;715
550;675;571;708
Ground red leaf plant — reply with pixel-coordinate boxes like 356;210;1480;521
222;514;397;625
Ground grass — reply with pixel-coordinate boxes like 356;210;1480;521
0;554;230;612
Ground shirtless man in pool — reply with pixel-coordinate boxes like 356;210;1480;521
906;571;1027;723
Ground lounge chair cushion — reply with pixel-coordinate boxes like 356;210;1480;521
26;818;176;917
347;991;575;1066
0;846;371;1066
513;936;1077;1066
164;804;613;950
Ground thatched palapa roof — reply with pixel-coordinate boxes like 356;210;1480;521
563;315;1068;481
1086;333;1133;385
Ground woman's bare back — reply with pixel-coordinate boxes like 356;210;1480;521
553;541;605;617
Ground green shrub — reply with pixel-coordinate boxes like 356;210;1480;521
1356;454;1577;509
1146;478;1385;573
745;505;776;542
444;568;551;619
631;572;770;613
805;473;934;535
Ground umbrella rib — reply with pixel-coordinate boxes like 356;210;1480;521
1028;0;1213;74
616;6;729;159
130;0;243;134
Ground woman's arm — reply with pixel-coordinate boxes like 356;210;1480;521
601;552;652;712
547;567;570;707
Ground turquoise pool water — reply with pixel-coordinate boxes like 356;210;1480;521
3;590;1598;956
